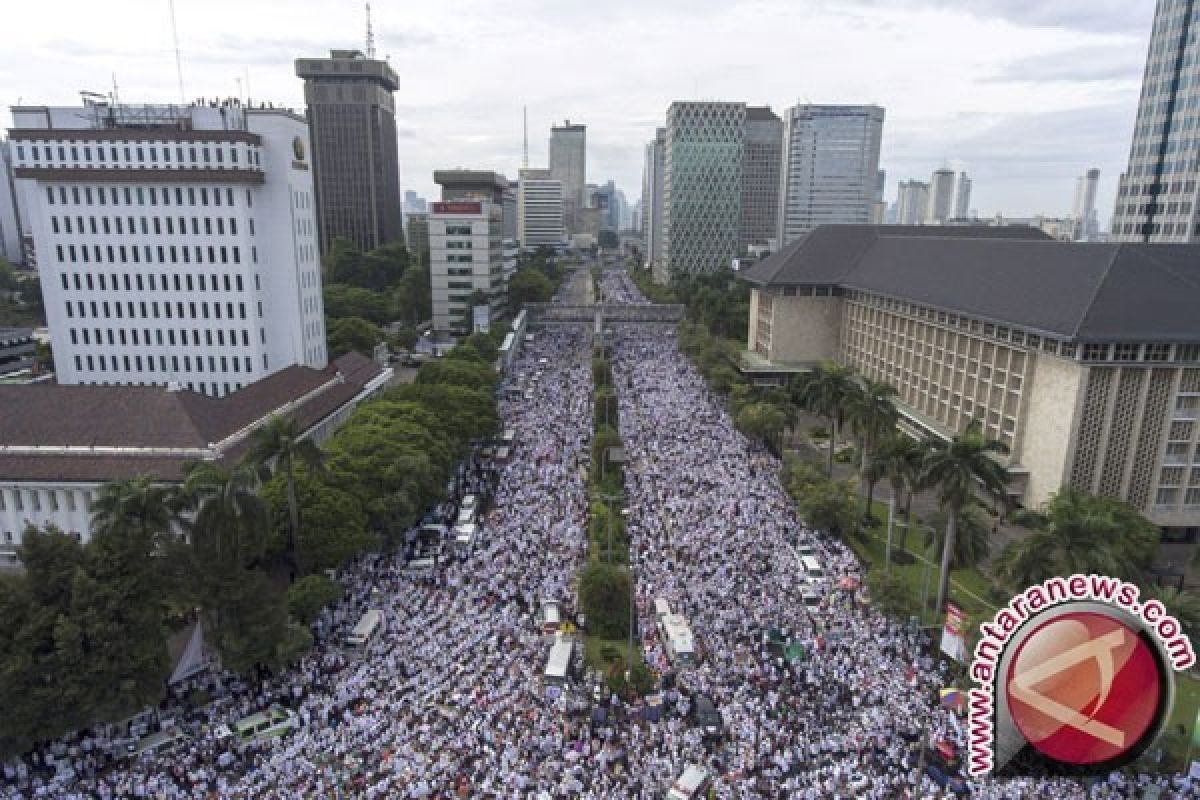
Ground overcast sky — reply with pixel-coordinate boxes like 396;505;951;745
0;0;1155;224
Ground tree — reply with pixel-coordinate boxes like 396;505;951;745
923;420;1010;615
993;488;1159;589
508;267;554;308
246;416;326;579
415;358;498;393
91;475;184;545
460;332;499;363
326;316;382;358
261;469;372;572
323;283;392;324
866;570;917;620
286;574;343;625
798;478;860;538
392;263;432;325
874;435;927;558
578;563;632;639
736;402;788;453
791;362;856;477
844;378;899;518
1139;584;1200;640
183;461;269;567
202;566;289;674
926;503;993;569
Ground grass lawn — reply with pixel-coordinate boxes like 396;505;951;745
1166;673;1200;765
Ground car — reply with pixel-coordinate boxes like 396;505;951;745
691;694;723;739
453;522;479;553
460;494;479;514
215;705;298;744
126;729;191;760
666;765;711;800
455;506;477;527
401;352;430;368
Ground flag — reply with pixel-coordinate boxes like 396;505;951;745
940;688;966;713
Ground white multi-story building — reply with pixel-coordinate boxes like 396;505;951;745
925;168;956;224
895;180;929;225
776;104;884;247
952;172;972;220
517;168;565;248
7;101;326;397
429;200;505;335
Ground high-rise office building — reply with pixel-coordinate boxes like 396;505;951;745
870;169;887;224
0;141;23;265
429;200;504;335
517;168;565;247
662;101;746;275
925;168;956;224
895;180;929;225
776;104;884;246
403;190;427;214
8;101;326;396
1112;1;1200;242
952;172;972;220
740;106;783;252
642;128;666;278
1073;168;1100;241
404;212;429;265
295;49;403;255
549;121;586;234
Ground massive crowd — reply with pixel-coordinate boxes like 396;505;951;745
0;268;1192;798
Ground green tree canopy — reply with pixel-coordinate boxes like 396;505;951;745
323;283;392;324
415;357;498;392
261;469;373;572
327;316;382;359
798;478;860;538
578;563;632;640
508;267;554;308
287;574;343;626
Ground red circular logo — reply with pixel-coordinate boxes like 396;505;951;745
1005;611;1164;765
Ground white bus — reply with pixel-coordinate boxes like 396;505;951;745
344;609;384;656
659;614;697;668
543;635;575;689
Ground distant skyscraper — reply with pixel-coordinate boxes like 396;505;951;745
403;190;427;214
1112;1;1200;242
776;104;884;246
952;172;972;220
662;102;746;275
517;168;565;247
1072;168;1100;241
740;106;783;252
0;141;22;265
405;212;429;265
871;169;887;224
896;180;929;225
549;121;586;234
642;128;666;278
295;49;403;256
9;101;326;395
926;168;956;224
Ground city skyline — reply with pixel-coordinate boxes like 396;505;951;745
0;0;1157;226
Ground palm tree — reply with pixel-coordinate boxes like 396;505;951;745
183;461;269;567
923;420;1010;615
993;488;1155;587
91;475;186;547
845;378;899;519
873;435;926;562
245;416;325;578
1140;584;1200;640
790;361;856;477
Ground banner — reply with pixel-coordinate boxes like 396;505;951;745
940;602;967;663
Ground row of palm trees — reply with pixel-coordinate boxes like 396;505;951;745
93;415;323;579
792;361;1010;615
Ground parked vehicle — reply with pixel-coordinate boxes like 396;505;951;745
214;705;298;744
666;765;711;800
691;694;723;739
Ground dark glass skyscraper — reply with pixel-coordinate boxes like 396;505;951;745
295;50;403;255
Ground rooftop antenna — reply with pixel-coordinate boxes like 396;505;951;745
167;0;186;104
111;73;120;106
365;2;376;59
522;106;529;168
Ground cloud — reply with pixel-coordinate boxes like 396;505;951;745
980;46;1146;84
844;0;1155;35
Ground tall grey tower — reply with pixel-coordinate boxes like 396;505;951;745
642;128;666;280
549;121;586;234
740;107;783;252
1112;0;1200;242
1073;168;1100;241
925;168;956;224
295;49;403;256
776;104;884;246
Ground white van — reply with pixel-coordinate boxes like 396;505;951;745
654;597;672;625
456;506;477;527
344;609;384;656
659;614;697;668
800;555;825;580
454;522;479;552
666;765;711;800
544;635;574;689
540;600;563;634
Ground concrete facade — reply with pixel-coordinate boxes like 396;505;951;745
1014;352;1087;508
750;289;843;366
429;200;504;334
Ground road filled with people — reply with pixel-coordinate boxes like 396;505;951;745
0;267;1193;798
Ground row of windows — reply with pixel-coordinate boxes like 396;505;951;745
21;142;258;169
65;298;255;322
46;185;246;209
56;242;252;266
1114;201;1194;218
69;326;253;349
1114;221;1200;237
72;352;263;376
0;487;86;513
1081;343;1199;363
51;213;249;238
61;270;253;294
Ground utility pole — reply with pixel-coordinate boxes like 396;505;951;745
885;494;895;573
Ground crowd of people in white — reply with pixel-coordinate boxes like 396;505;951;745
0;269;1193;798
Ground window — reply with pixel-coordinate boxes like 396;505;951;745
1082;343;1110;361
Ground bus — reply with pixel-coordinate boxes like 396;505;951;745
800;555;825;580
345;609;384;656
659;614;697;668
543;635;575;691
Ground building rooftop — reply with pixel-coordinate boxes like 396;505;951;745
742;225;1200;342
0;353;383;482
